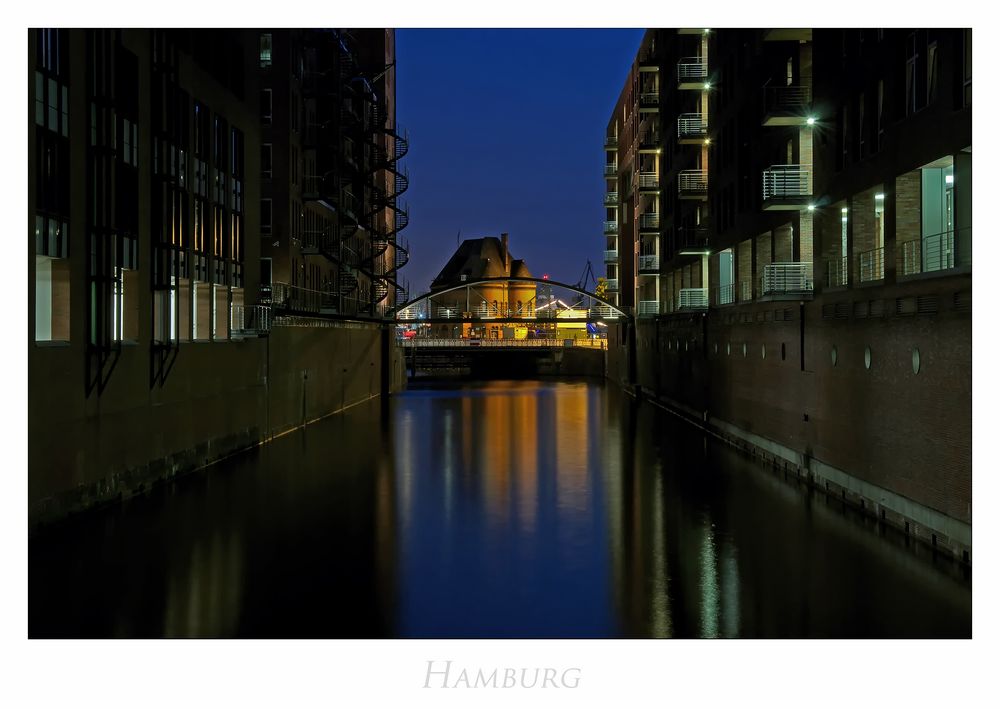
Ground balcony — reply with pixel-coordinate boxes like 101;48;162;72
606;278;619;292
677;227;710;254
638;50;659;72
762;165;811;210
638;172;660;191
603;249;619;263
899;228;967;276
763;29;812;42
825;256;848;288
604;191;619;207
759;262;814;297
678;113;709;144
638;254;660;272
638;300;660;317
762;84;813;126
639;213;660;230
603;220;619;235
639;92;660;111
857;247;885;283
677;57;708;89
604;134;618;150
678;28;710;35
678;288;709;311
712;283;736;306
604;163;618;178
678;169;708;199
638;130;661;153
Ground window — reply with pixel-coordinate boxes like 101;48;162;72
857;92;865;160
259;33;273;68
927;42;938;103
877;80;884;150
260;89;272;125
261;143;272;179
963;29;972;106
35;255;71;341
261;199;272;234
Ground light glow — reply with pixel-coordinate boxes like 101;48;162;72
875;193;885;200
806;116;817;126
945;175;954;184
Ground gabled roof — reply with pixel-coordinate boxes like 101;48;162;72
431;237;526;289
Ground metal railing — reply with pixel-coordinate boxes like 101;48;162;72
640;92;660;107
678;169;708;194
639;213;660;229
604;135;618;148
604;163;618;177
606;278;619;291
678;113;708;139
603;220;619;234
763;84;812;114
762;165;811;200
825;256;848;287
231;304;272;335
638;300;660;316
739;280;753;302
677;58;708;81
589;305;617;319
679;288;709;310
604;249;619;262
639;254;660;271
638;172;659;189
677;227;709;251
857;246;885;282
713;283;736;306
604;191;619;206
270;281;338;313
760;262;814;295
639;131;661;148
899;228;966;275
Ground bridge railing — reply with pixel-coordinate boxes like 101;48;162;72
399;338;607;349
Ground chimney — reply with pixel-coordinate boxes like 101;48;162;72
501;233;509;270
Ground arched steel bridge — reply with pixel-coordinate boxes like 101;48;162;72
392;277;631;324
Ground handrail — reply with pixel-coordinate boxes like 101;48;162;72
639;213;660;229
639;254;660;271
640;92;660;105
763;84;812;112
606;278;619;291
638;300;660;316
825;256;848;287
857;246;885;282
603;220;619;234
231;304;272;335
899;227;968;275
604;164;618;177
678;113;708;137
678;287;709;310
760;262;814;295
604;191;619;205
762;164;810;199
604;249;619;262
677;57;708;80
638;172;659;188
678;169;708;193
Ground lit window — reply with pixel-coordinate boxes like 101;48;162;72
259;33;273;68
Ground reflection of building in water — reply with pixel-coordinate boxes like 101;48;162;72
427;234;536;339
163;528;244;638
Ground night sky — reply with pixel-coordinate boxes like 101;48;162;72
396;29;645;295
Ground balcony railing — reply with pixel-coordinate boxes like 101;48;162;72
677;58;708;82
678;288;709;310
639;131;661;150
825;256;848;287
678;169;708;196
678;113;708;140
857;246;885;282
638;172;660;189
604;135;618;149
762;165;811;200
231;304;272;335
638;300;660;316
677;227;709;253
712;283;736;306
603;249;619;263
739;280;753;302
603;220;619;234
639;92;660;108
606;278;619;291
762;84;812;123
899;228;967;276
604;163;618;177
760;262;814;295
604;191;619;206
639;254;660;271
639;213;660;230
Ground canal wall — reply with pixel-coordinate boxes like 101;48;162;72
28;322;406;529
608;274;972;561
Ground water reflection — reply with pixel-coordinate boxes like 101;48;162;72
29;380;970;638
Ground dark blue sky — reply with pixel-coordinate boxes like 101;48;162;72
396;29;645;295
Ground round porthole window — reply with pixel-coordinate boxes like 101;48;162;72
676;339;680;351
742;342;748;357
912;348;921;374
761;344;766;360
864;346;872;370
714;343;718;355
685;341;689;351
726;343;731;356
831;345;838;367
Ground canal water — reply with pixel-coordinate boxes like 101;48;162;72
29;380;971;638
